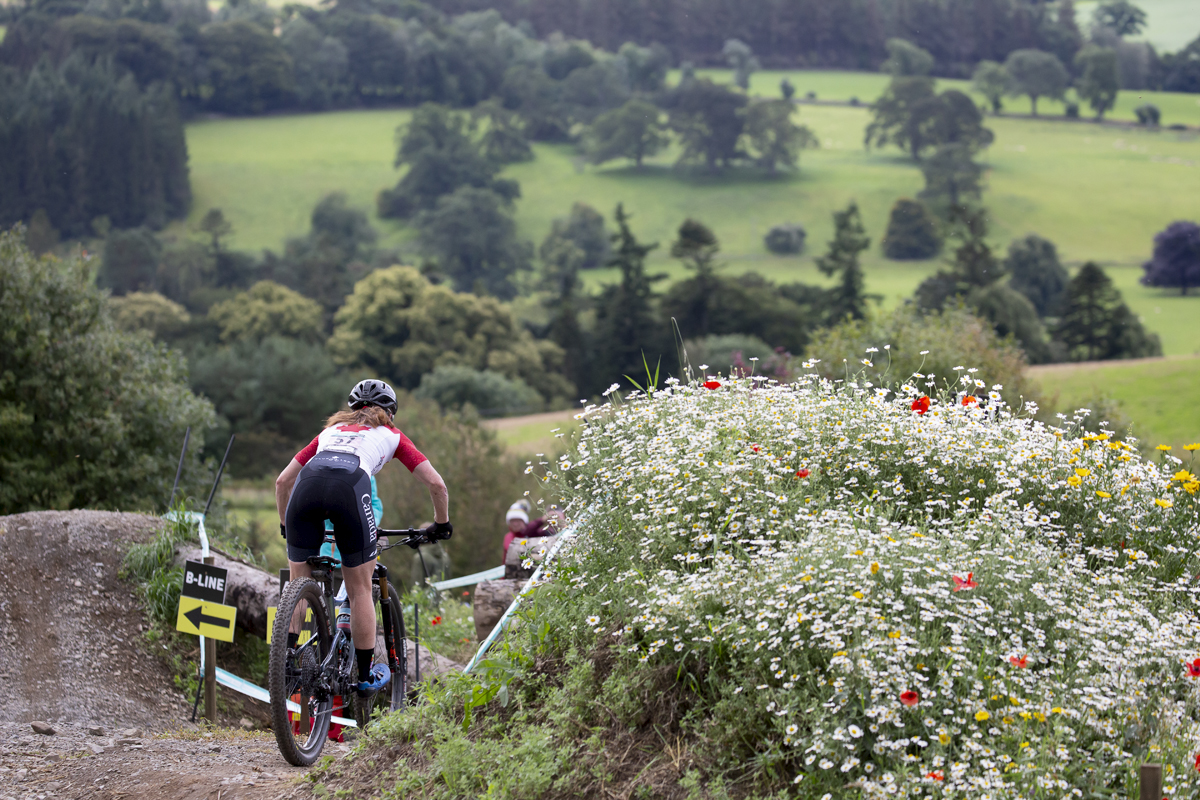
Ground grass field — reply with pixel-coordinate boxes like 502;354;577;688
1030;355;1200;450
182;75;1200;355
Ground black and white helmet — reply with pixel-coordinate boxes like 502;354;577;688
348;380;397;414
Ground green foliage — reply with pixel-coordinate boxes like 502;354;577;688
816;201;873;323
413;365;543;416
207;281;324;343
1135;103;1161;125
882;198;941;260
779;76;795;99
281;16;349;111
919;143;985;213
665;78;748;171
1055;262;1162;362
866;79;991;163
1005;234;1068;317
880;37;934;77
472;99;533;165
329;266;572;403
0;228;215;514
199;20;294;114
1092;0;1148;36
663;271;817;356
1003;49;1069;115
967;282;1052;364
377;104;514;220
722;38;759;89
682;333;774;371
539;202;609;272
109;292;192;338
971;60;1011;114
763;223;806;255
416;187;532;298
0;57;189;236
1075;45;1120;120
863;76;932;159
740;98;818;174
584;98;670;168
99;227;163;296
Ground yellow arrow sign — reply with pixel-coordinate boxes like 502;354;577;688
265;606;313;645
176;596;237;642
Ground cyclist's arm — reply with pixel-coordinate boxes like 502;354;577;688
275;458;303;523
412;461;449;524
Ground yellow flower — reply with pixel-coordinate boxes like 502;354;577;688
1018;711;1032;720
1155;498;1174;509
1096;491;1112;498
1173;470;1197;482
938;733;951;745
833;651;847;657
975;710;991;722
1019;741;1029;749
1185;443;1200;451
1075;468;1091;478
1067;475;1082;487
888;631;901;639
1033;712;1046;722
1051;707;1064;714
852;591;864;600
1002;716;1014;725
1157;444;1173;451
870;562;880;574
1185;481;1199;495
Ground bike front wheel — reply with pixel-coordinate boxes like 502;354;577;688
354;580;408;728
269;577;333;766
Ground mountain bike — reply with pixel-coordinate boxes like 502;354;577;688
267;527;444;766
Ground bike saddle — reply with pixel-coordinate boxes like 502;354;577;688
305;555;340;570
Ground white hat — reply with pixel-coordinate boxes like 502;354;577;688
506;506;529;524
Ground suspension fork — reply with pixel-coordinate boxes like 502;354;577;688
376;563;399;675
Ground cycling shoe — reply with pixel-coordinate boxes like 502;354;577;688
355;663;391;697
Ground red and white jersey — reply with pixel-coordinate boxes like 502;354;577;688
295;424;427;476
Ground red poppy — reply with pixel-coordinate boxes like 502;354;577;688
752;445;760;452
703;381;721;390
1188;658;1200;678
952;572;978;592
795;469;810;479
961;395;977;406
1009;655;1028;669
911;396;931;415
926;771;944;781
430;616;442;626
462;591;470;597
1194;751;1200;772
900;690;919;707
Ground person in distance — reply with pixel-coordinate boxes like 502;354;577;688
275;379;452;697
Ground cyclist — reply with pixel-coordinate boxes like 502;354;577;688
275;379;451;698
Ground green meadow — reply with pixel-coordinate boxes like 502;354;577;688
183;72;1200;355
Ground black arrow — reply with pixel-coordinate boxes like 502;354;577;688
184;605;231;630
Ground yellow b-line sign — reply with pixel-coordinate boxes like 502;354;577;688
176;596;238;643
265;606;312;645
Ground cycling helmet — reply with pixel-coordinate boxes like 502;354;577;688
348;380;398;414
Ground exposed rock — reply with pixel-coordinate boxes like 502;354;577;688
87;725;105;736
30;721;55;735
472;578;523;641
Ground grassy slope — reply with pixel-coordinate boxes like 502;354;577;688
1030;355;1200;450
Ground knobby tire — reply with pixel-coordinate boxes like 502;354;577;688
269;577;332;766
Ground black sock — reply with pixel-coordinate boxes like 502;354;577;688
287;632;299;649
356;648;374;683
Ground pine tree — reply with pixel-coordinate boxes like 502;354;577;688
816;202;873;323
1056;262;1161;361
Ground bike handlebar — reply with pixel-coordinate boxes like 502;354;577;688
376;527;450;551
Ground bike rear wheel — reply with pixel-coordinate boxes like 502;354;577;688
354;580;408;728
269;577;333;766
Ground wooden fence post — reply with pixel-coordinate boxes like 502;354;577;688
1139;763;1162;800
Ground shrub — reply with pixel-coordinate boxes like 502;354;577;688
682;333;775;372
763;223;806;254
1064;101;1080;118
1135;103;1160;125
413;365;542;416
881;198;941;260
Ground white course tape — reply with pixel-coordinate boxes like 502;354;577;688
218;667;358;728
430;566;506;591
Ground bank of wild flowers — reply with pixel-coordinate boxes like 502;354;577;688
545;367;1200;798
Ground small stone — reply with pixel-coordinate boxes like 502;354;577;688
86;743;106;755
30;722;55;736
116;738;139;745
45;781;61;791
207;745;221;753
87;725;105;736
44;753;62;762
15;769;27;781
120;727;143;739
238;717;255;731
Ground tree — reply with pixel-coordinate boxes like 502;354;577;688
1163;35;1200;93
617;42;671;93
208;281;324;343
1005;234;1068;316
1075;46;1120;120
971;61;1011;114
537;235;592;397
98;227;163;296
919;144;985;213
199;20;294;114
0;228;216;513
864;76;936;159
780;77;795;100
473;99;533;164
1004;49;1069;115
540;203;609;271
413;366;542;415
1141;221;1200;296
816;202;873;323
1055;262;1161;360
723;39;759;89
882;198;941;260
377;104;514;219
198;209;234;256
328;265;573;402
741;99;819;174
1092;0;1148;36
665;78;748;171
669;218;721;335
880;38;934;77
665;272;816;356
281;16;349;110
416;187;532;298
594;204;668;391
108;292;191;338
584;98;670;168
764;224;806;255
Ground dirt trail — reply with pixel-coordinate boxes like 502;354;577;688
0;511;318;799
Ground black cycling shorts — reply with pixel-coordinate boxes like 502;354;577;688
285;452;378;568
